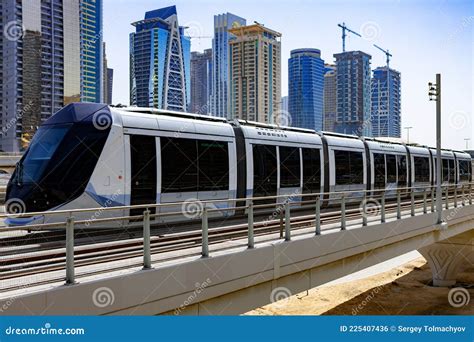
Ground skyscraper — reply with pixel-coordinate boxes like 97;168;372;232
106;68;114;105
0;0;103;152
211;13;246;118
130;6;190;111
333;51;372;136
371;67;401;137
228;23;281;123
323;64;337;132
280;96;288;112
190;49;212;114
80;0;103;103
288;49;325;131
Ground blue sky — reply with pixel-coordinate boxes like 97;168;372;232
104;0;473;150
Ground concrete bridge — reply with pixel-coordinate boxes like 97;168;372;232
0;187;473;315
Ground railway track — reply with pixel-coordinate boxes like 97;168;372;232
0;195;450;292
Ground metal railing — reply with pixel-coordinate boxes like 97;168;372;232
1;182;473;286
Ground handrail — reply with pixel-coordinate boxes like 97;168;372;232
1;182;473;286
2;182;472;220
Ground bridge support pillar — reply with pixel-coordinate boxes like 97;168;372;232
418;230;474;287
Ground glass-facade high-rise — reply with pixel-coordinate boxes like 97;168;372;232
288;49;325;131
371;67;401;137
130;6;190;111
211;13;246;118
80;0;103;103
190;49;212;114
333;51;372;136
0;0;103;152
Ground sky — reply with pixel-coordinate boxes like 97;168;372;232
103;0;473;150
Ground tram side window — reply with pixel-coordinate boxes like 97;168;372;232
279;146;300;188
197;140;229;191
161;137;198;193
253;144;278;197
397;155;407;186
386;154;397;183
373;153;386;189
414;156;430;183
302;148;321;193
334;150;364;185
448;159;455;183
442;159;449;182
459;160;471;182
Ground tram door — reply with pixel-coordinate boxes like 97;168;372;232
130;135;157;217
253;144;277;204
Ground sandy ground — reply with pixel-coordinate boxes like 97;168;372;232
246;258;474;315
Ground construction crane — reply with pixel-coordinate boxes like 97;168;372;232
337;22;361;52
373;44;392;69
373;44;393;137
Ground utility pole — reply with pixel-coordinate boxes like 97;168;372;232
404;126;413;144
429;74;444;226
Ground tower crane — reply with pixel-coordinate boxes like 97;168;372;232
337;22;361;52
373;44;393;137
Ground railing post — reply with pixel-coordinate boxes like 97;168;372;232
410;187;415;216
381;193;386;223
431;188;435;213
65;216;75;285
315;196;321;235
361;194;368;226
341;195;346;230
461;185;465;206
248;201;254;248
470;184;473;205
445;186;449;210
454;186;458;208
284;201;291;241
143;209;152;269
201;207;209;257
396;191;401;219
423;190;427;214
279;207;284;239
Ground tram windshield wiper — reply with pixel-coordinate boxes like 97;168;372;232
16;161;23;187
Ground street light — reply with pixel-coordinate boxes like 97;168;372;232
404;126;413;144
428;74;444;227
